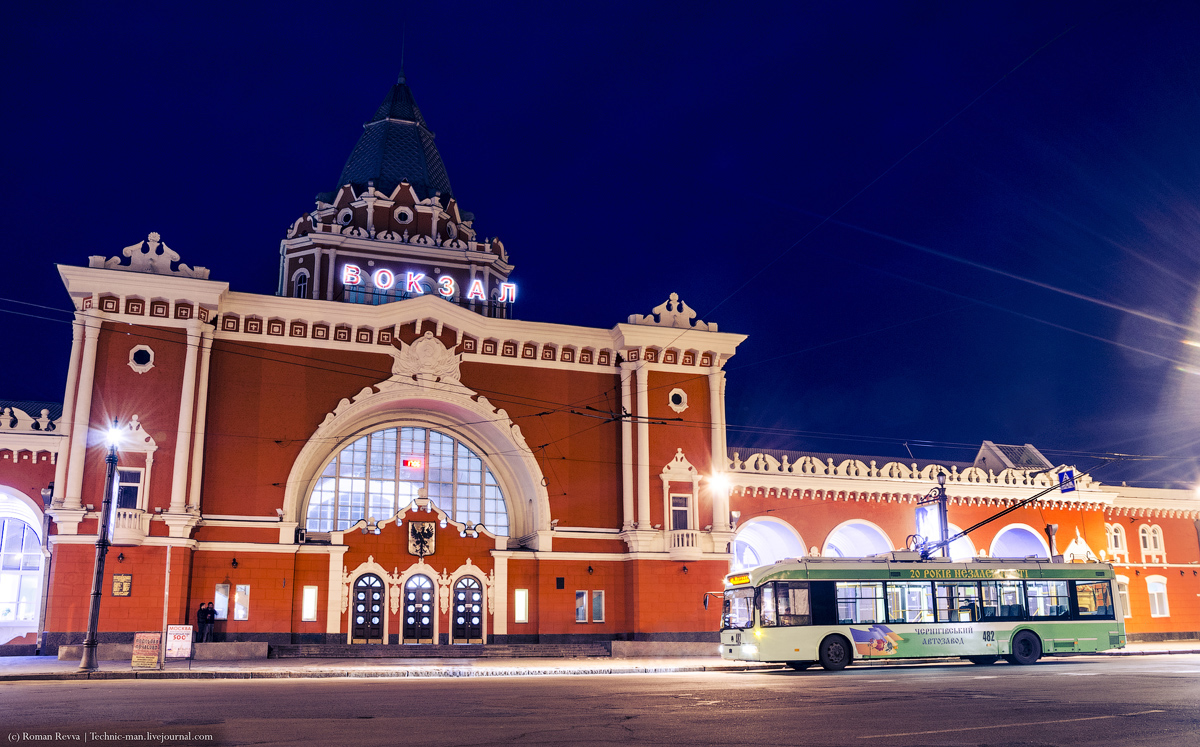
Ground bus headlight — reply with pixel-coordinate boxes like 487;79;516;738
741;644;759;655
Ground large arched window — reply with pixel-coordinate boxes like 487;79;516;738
305;426;508;535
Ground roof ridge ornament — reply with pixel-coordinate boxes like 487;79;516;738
628;293;716;331
88;232;210;279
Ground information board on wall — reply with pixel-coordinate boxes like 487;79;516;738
112;574;132;597
131;632;161;668
166;625;193;659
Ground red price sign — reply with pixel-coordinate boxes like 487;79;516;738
403;459;423;469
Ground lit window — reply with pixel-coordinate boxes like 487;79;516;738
1147;576;1169;618
301;586;318;622
575;591;587;623
591;590;605;623
304;426;508;536
670;495;690;531
234;585;250;621
214;584;229;620
513;589;529;624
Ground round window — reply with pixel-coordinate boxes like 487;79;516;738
445;222;457;239
127;345;155;374
394;207;414;224
338;208;354;225
668;388;688;413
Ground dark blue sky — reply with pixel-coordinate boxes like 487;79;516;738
4;1;1200;486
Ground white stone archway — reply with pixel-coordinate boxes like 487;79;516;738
283;332;552;548
822;519;894;558
0;486;44;536
730;517;805;571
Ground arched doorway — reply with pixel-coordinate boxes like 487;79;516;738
822;520;893;557
990;524;1049;558
403;575;435;643
730;518;805;571
351;574;384;643
451;577;484;643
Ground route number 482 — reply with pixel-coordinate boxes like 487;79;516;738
982;630;995;642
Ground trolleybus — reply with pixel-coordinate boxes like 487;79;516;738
720;553;1125;671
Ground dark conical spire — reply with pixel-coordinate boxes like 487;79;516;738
327;75;453;202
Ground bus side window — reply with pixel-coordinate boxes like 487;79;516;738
1073;581;1113;619
777;581;811;626
810;581;838;626
760;583;777;627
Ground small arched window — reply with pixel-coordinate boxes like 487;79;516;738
1107;523;1126;559
292;270;310;299
1139;525;1164;563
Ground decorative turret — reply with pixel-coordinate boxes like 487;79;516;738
278;74;515;318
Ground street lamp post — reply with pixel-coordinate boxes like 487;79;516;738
911;471;950;559
79;422;121;672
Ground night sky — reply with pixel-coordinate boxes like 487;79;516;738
4;2;1200;487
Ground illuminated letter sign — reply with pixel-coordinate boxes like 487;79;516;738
402;458;423;469
373;268;395;290
406;272;426;293
437;276;455;298
342;264;362;285
466;279;486;301
499;283;517;303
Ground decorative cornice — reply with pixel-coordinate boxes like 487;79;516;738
628;293;716;331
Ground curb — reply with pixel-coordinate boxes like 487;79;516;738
0;662;783;682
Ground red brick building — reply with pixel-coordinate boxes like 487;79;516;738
1;74;1197;654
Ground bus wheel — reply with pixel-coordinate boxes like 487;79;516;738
966;655;999;665
819;635;851;671
1004;631;1042;665
786;661;813;671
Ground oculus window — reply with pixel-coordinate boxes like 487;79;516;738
305;426;508;535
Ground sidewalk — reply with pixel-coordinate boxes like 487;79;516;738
0;642;1195;682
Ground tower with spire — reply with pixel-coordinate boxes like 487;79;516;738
278;73;514;317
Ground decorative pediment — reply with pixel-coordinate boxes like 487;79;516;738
89;232;210;279
389;331;461;384
628;293;716;331
117;415;158;453
661;448;699;482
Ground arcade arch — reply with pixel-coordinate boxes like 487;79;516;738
730;518;805;571
822;520;894;558
990;524;1050;558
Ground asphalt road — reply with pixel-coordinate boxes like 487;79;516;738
2;655;1197;746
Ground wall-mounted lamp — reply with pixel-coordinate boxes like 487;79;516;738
1134;569;1139;575
231;558;238;569
682;565;689;574
116;553;124;563
154;507;163;514
40;484;53;509
730;511;741;530
587;566;593;575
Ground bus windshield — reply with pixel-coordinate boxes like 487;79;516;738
723;588;754;629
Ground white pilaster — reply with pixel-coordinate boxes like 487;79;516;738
491;549;508;637
168;321;203;515
186;327;214;512
635;363;651;529
63;311;103;510
620;363;635;531
709;367;729;532
51;316;86;506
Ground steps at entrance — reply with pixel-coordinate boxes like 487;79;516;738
269;643;612;659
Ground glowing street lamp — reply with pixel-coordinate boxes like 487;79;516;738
79;421;122;671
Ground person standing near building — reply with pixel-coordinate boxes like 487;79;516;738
195;603;209;644
203;602;217;642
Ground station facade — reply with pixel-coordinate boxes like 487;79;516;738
1;75;1198;653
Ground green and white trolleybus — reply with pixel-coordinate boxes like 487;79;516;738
720;553;1126;671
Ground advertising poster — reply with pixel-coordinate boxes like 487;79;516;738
131;632;161;668
166;625;193;659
